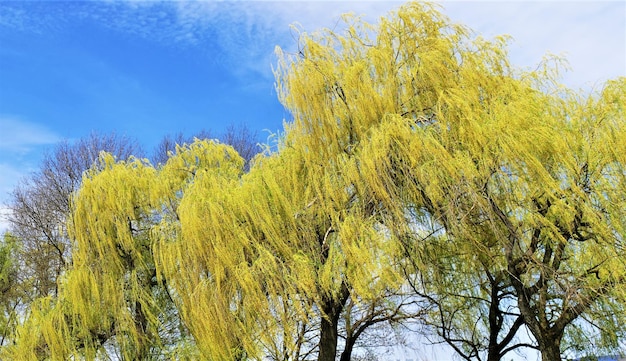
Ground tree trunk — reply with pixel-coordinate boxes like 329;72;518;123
339;336;356;361
318;310;341;361
539;337;562;361
318;283;350;361
134;299;149;360
486;348;501;361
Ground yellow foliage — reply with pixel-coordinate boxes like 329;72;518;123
4;3;624;360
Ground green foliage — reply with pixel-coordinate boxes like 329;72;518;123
3;3;624;361
0;232;21;346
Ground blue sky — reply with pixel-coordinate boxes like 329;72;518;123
0;2;624;358
0;1;625;235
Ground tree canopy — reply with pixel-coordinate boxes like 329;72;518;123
2;2;624;361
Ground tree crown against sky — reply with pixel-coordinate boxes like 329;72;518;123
1;2;625;361
0;0;624;236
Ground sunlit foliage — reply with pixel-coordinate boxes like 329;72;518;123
2;2;624;361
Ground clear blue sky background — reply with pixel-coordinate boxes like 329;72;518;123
0;1;624;230
0;1;624;358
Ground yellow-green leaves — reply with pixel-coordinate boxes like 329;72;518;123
5;3;624;361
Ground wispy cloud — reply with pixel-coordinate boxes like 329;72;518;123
1;1;622;87
0;163;26;234
167;1;624;89
0;118;57;226
441;1;625;90
0;206;11;235
0;163;23;197
0;116;60;154
0;1;400;79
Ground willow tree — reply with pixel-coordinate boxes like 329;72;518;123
272;3;533;360
6;3;625;361
2;151;194;360
353;60;626;360
0;233;22;347
153;3;472;360
151;123;260;168
152;136;414;361
7;133;142;301
272;1;626;359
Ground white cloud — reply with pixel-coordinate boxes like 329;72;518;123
0;162;23;195
1;1;400;79
0;163;23;235
440;1;625;90
1;1;622;88
0;118;57;212
0;116;60;154
161;0;624;90
0;206;12;236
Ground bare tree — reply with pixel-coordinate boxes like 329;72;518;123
0;233;22;346
152;123;260;170
152;130;213;167
6;132;142;299
338;290;423;361
220;123;261;169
